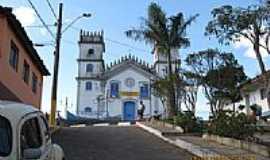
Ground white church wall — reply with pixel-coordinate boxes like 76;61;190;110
77;80;103;118
105;68;153;119
78;61;103;77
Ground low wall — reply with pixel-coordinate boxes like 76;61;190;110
203;134;270;157
149;119;184;133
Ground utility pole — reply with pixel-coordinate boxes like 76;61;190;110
50;3;63;127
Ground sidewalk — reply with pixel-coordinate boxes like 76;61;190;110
136;121;270;160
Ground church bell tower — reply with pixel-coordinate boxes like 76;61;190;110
76;30;105;117
153;47;181;78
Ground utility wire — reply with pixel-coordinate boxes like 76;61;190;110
25;22;70;28
70;26;150;53
26;0;55;39
44;0;57;19
28;23;150;53
25;24;56;28
105;38;149;54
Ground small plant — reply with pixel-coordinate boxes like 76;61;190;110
165;111;202;133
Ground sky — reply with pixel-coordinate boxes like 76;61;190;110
2;0;270;119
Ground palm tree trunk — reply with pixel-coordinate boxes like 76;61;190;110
167;48;173;76
167;48;177;117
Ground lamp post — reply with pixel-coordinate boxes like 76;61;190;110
49;3;91;127
62;13;91;34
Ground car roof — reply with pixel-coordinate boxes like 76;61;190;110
0;100;40;124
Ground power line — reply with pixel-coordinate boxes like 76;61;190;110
105;38;149;54
70;26;150;53
26;0;55;39
25;24;56;28
44;0;57;19
30;24;150;53
25;22;71;28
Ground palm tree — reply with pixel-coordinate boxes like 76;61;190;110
126;2;199;117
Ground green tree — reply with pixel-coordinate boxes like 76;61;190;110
205;3;270;110
185;49;246;117
126;2;198;117
205;4;270;73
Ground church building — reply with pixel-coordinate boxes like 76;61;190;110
76;30;180;121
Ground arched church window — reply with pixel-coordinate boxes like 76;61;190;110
110;81;119;98
86;64;93;72
86;81;92;91
84;107;92;113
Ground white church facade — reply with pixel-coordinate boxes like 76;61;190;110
76;30;180;121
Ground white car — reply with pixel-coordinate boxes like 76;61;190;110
0;101;64;160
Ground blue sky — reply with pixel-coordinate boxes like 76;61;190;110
2;0;269;119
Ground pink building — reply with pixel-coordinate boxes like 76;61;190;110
0;6;50;108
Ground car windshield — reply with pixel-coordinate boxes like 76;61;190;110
0;115;12;157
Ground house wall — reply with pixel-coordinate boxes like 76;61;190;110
225;87;269;114
248;88;268;112
0;15;43;108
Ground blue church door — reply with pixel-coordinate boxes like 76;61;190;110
123;101;136;121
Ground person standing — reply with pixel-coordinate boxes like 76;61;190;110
138;101;145;120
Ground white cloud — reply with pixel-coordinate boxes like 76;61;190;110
13;6;36;27
233;33;269;59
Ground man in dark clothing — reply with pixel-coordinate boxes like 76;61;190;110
138;101;145;120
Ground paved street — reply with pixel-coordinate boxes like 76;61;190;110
52;126;194;160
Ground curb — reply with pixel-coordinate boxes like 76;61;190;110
136;122;221;157
91;122;133;127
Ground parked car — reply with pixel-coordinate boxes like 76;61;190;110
0;101;64;160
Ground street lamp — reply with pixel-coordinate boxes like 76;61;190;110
61;13;91;34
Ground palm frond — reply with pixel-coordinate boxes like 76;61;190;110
178;13;199;36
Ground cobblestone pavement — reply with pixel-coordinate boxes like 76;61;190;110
52;126;195;160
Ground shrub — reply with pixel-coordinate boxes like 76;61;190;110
207;111;255;140
165;111;202;133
